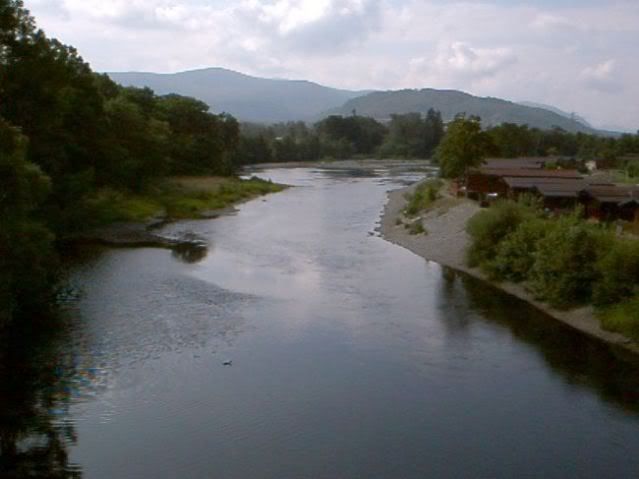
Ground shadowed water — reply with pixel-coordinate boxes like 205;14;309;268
1;163;638;478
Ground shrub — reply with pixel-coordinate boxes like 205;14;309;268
404;179;442;216
408;221;426;235
593;238;639;306
599;295;639;342
487;217;549;282
529;215;610;307
466;200;539;268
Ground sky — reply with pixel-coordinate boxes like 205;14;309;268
27;0;639;131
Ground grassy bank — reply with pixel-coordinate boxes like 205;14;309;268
465;199;639;344
403;179;443;216
85;176;286;225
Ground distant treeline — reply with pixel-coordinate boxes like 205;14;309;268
237;115;639;168
237;110;445;163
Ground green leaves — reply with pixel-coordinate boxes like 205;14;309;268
435;115;496;178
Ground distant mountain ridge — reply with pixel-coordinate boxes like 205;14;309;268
108;68;365;123
108;67;610;134
517;101;592;128
327;89;599;134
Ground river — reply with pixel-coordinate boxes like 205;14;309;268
1;162;639;478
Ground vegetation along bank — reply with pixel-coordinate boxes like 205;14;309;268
381;114;639;357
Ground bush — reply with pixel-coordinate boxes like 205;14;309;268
408;221;426;235
404;179;442;216
466;200;540;268
487;217;549;282
529;215;610;307
599;295;639;342
593;238;639;306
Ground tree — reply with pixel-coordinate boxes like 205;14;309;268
435;115;496;178
0;117;57;326
315;115;386;155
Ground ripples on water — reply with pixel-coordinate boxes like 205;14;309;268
1;162;638;479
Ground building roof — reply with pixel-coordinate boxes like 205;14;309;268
482;157;547;170
475;168;583;179
584;185;639;204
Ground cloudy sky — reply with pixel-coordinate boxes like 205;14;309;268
28;0;639;131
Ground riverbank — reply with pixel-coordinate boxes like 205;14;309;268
379;181;639;357
67;176;286;248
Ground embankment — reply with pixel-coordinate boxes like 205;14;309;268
379;182;639;357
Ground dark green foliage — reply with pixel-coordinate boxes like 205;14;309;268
379;110;444;158
488;123;536;158
235;135;273;165
466;200;539;269
436;115;497;178
528;216;609;307
0;2;242;325
488;217;549;282
0;117;57;327
593;239;639;306
315;115;386;155
466;198;639;338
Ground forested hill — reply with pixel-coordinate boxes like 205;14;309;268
108;68;365;123
326;89;601;134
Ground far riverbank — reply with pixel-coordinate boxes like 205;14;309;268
379;181;639;358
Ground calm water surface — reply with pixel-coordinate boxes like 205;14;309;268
2;163;639;478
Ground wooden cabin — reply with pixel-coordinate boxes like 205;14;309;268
580;185;639;223
465;168;583;200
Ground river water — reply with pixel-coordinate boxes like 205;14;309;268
2;163;639;478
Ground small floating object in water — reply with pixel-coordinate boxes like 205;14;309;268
223;360;233;366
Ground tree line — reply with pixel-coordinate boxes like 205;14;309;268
1;1;240;326
236;110;446;164
436;115;639;179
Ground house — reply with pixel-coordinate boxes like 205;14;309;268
464;167;583;199
580;185;639;223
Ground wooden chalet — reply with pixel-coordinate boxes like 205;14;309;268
455;157;639;224
581;185;639;223
464;167;583;199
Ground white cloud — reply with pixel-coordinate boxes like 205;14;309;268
580;59;621;93
25;0;639;130
437;42;516;78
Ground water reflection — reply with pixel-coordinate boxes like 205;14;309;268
441;268;639;413
171;241;209;264
0;317;82;478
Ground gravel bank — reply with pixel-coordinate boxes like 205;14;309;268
379;182;639;358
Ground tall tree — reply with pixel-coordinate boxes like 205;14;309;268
0;117;56;326
436;115;496;178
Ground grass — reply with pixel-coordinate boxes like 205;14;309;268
598;296;639;342
403;179;443;217
86;176;286;225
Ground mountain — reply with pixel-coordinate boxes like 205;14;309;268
326;89;600;134
517;101;592;128
108;68;366;123
109;68;614;134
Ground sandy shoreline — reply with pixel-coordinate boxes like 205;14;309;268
379;182;639;358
